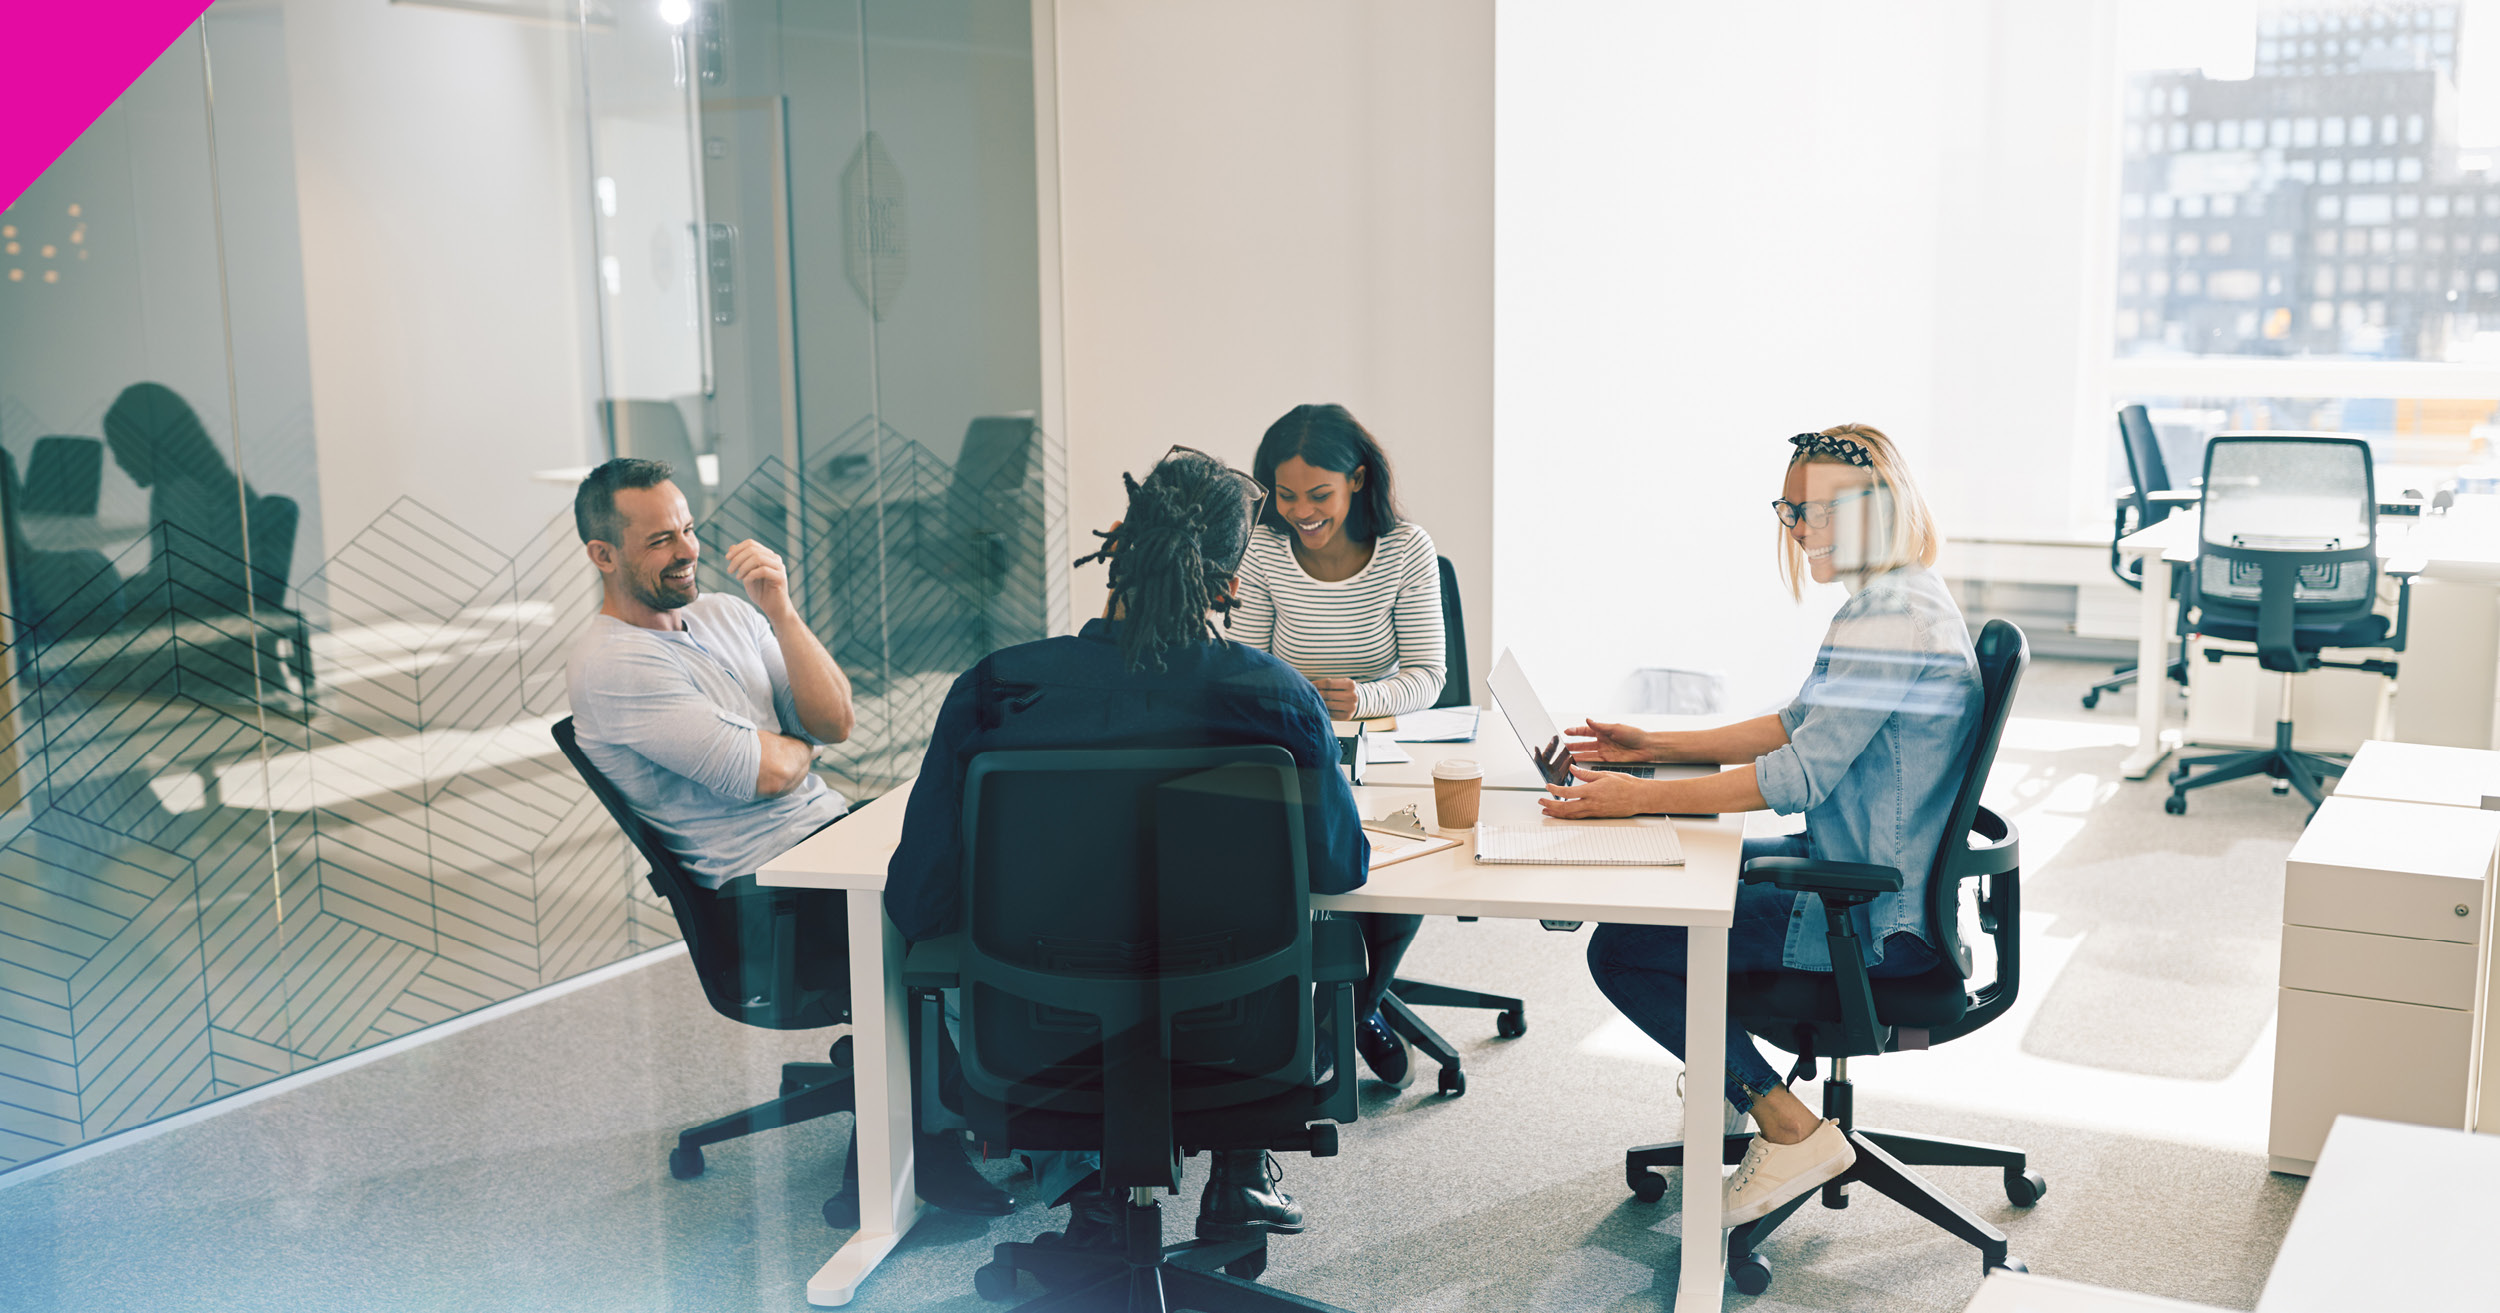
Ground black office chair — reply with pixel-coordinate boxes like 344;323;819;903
551;718;857;1181
23;436;105;516
2082;405;2193;710
904;746;1361;1311
1373;557;1527;1097
2165;435;2411;817
1623;619;2042;1296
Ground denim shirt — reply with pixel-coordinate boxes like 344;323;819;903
1752;566;1981;972
884;618;1370;943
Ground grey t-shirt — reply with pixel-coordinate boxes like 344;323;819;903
564;593;847;888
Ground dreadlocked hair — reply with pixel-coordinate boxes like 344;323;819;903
1073;450;1256;671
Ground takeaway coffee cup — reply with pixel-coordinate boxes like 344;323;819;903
1432;758;1484;833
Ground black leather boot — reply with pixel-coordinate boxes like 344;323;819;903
1195;1149;1304;1241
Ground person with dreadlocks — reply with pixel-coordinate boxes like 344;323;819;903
885;446;1368;1252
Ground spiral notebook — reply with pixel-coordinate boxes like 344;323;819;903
1473;824;1683;867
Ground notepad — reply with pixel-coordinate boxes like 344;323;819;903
1473;824;1683;867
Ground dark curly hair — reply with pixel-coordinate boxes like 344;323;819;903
1252;403;1400;546
1074;450;1258;671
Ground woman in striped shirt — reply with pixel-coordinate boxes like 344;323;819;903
1232;403;1445;1089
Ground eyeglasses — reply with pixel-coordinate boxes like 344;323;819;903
1769;488;1873;529
1159;444;1268;521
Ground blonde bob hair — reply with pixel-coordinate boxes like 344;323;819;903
1776;423;1942;599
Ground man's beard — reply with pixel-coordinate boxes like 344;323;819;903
630;565;697;611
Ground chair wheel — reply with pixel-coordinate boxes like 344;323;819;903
2080;691;2100;710
2164;794;2187;815
2006;1169;2047;1206
1992;1256;2029;1275
669;1145;704;1180
974;1260;1018;1300
1438;1067;1466;1097
1496;1008;1527;1039
1730;1252;1773;1295
831;1036;854;1067
1223;1247;1268;1280
1628;1167;1667;1203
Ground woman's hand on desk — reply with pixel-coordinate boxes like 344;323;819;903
1539;765;1653;819
1310;677;1361;719
1564;720;1663;762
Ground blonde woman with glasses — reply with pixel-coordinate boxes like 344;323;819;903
1542;425;1982;1230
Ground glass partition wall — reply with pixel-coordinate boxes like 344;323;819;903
0;0;1057;1173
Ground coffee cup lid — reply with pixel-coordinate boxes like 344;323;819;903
1432;757;1483;780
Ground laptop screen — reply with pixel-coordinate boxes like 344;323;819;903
1488;649;1565;782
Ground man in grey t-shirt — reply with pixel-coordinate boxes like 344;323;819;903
562;458;1009;1221
563;465;851;886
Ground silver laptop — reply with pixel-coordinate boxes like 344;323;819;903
1488;649;1716;791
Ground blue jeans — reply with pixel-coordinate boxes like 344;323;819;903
1585;835;1941;1111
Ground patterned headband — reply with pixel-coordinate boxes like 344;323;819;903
1788;431;1873;468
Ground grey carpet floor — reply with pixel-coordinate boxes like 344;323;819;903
0;658;2312;1312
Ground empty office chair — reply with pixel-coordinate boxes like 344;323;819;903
0;446;126;647
2082;405;2192;710
1373;557;1526;1097
2166;435;2410;816
905;746;1361;1310
551;718;856;1180
1623;620;2041;1295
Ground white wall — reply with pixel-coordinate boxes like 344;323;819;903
1497;0;2113;718
280;0;603;575
1050;0;1497;699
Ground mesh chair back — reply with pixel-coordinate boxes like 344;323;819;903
1434;556;1469;708
2194;435;2377;625
958;747;1314;1113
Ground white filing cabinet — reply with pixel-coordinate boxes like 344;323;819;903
2333;738;2500;810
2269;796;2500;1175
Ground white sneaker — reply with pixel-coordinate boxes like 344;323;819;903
1722;1119;1855;1227
1676;1070;1753;1138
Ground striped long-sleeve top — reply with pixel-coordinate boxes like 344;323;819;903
1227;521;1447;719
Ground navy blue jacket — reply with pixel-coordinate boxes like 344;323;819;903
884;619;1370;943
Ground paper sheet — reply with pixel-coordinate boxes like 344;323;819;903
1363;734;1414;764
1388;706;1481;743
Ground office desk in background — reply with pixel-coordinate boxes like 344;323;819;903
2113;508;2500;778
759;714;1751;1311
2254;1116;2500;1312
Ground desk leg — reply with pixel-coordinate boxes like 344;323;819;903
1675;923;1728;1312
2122;559;2180;780
806;892;924;1306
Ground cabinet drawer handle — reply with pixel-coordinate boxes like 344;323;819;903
2458;905;2472;918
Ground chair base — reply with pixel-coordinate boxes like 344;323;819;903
1621;1075;2041;1294
978;1195;1348;1312
2080;655;2188;710
668;1039;855;1179
1380;976;1527;1099
2166;717;2344;816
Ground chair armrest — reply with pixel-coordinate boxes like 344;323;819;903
903;935;962;990
1313;917;1364;984
1741;856;1904;905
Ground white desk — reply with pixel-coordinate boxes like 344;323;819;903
1361;705;1547;791
760;737;1749;1310
1963;1271;2229;1312
1332;782;1740;1310
2113;510;2500;777
2255;1116;2500;1311
758;787;923;1307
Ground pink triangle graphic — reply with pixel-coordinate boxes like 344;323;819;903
1;0;218;212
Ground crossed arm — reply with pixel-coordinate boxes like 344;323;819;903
729;541;854;795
